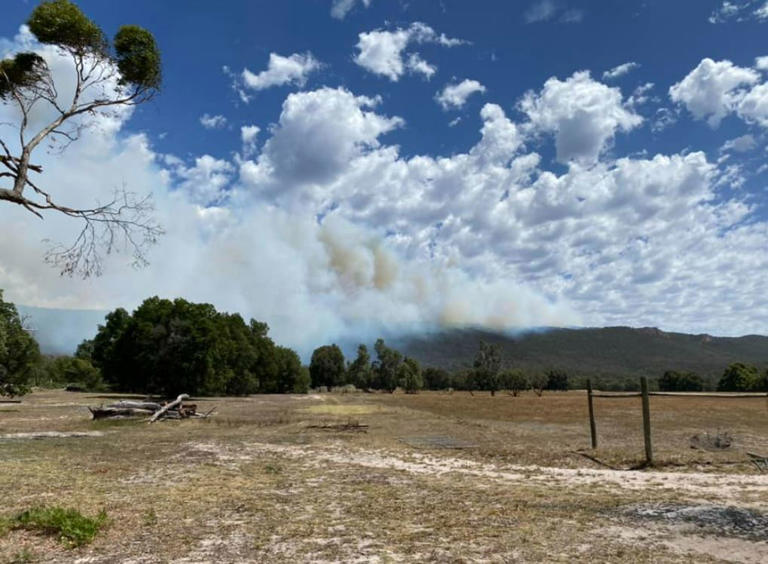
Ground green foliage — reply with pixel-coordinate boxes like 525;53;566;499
10;506;107;548
658;370;704;392
309;344;346;390
114;25;161;89
46;356;104;391
545;369;569;391
423;366;450;390
398;357;423;393
0;52;46;99
27;0;107;55
717;362;764;392
502;369;528;396
87;297;302;396
373;338;402;393
0;290;41;397
530;372;547;396
347;344;373;390
473;341;502;395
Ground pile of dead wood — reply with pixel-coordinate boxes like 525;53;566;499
88;394;215;422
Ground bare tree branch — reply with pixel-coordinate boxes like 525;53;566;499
1;34;162;277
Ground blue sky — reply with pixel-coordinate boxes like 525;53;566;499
1;0;768;352
4;1;767;176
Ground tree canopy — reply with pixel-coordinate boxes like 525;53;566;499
0;290;41;396
80;297;306;396
0;0;163;277
309;344;346;390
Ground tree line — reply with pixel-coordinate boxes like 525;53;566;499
1;291;767;397
309;340;570;395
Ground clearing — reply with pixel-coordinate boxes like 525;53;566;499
0;390;766;562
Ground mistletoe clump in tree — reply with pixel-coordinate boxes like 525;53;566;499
0;0;162;277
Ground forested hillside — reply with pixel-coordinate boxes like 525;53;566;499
398;326;768;388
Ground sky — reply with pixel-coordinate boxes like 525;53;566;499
1;0;768;354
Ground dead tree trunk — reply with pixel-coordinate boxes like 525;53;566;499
149;394;189;423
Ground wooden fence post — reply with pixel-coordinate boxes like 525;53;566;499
587;379;597;449
640;376;653;466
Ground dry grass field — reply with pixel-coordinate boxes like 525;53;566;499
1;389;767;563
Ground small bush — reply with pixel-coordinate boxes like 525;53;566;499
9;506;107;547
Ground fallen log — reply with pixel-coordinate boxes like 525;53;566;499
149;394;189;423
107;400;163;411
89;407;155;420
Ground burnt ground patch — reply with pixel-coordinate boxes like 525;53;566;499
623;503;768;541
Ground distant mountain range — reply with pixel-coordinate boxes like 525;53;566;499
396;326;768;386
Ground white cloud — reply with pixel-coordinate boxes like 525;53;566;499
737;82;768;126
169;155;235;206
243;87;403;188
4;28;768;360
524;0;558;23
756;56;768;70
669;58;760;127
240;125;261;156
709;1;768;23
435;79;486;110
524;1;584;24
651;107;678;133
520;71;642;165
354;22;466;81
199;113;228;129
330;0;372;19
560;9;584;23
405;53;437;79
720;134;757;152
755;1;768;19
603;62;640;80
671;57;768;128
242;52;321;91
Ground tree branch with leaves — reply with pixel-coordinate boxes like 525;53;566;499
0;0;163;277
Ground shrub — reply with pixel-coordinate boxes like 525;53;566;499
545;369;569;391
9;506;107;547
658;370;704;392
501;369;528;396
717;363;763;392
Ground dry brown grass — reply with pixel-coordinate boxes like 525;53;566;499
0;389;766;563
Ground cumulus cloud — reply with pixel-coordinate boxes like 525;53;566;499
603;62;640;80
330;0;372;19
240;125;260;156
242;52;321;91
242;87;403;189
520;71;642;165
670;57;768;128
199;113;228;129
435;79;486;110
354;22;466;81
756;56;768;70
4;26;768;359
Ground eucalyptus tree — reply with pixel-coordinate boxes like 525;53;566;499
0;0;163;276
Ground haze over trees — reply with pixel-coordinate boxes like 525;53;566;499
0;0;163;277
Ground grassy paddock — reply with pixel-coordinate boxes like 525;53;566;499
0;389;766;562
